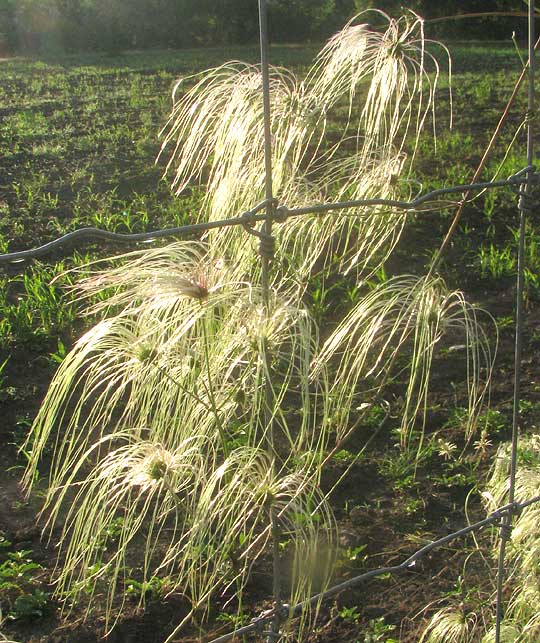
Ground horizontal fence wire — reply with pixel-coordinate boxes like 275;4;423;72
206;494;540;643
0;171;536;265
0;199;271;264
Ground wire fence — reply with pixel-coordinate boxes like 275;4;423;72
0;2;537;642
0;173;535;264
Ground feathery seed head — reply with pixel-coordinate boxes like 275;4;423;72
147;456;168;481
175;275;209;301
436;438;457;460
150;254;228;303
127;444;176;490
136;343;159;363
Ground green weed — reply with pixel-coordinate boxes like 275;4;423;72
215;610;251;629
339;605;362;624
477;244;515;280
362;617;397;643
335;544;368;571
0;264;76;349
0;547;50;621
125;576;166;601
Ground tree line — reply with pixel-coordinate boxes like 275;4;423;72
0;0;530;55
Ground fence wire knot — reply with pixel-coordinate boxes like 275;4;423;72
259;232;276;259
517;187;536;215
241;210;257;229
273;205;289;223
508;165;537;183
498;519;513;541
241;216;276;260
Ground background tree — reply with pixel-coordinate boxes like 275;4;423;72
2;0;530;56
267;0;336;41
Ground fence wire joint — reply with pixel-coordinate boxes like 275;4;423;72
517;187;536;214
273;205;289;223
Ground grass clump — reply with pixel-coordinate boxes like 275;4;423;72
21;11;497;641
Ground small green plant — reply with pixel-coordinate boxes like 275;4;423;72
475;224;540;301
363;617;397;643
125;576;166;601
0;263;76;349
477;243;515;280
49;337;67;365
403;497;424;515
215;609;251;629
339;605;362;624
335;544;368;571
331;449;357;464
0;547;50;621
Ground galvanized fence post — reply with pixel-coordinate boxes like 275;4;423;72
257;1;283;641
494;2;535;641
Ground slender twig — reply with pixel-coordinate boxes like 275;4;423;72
429;34;540;274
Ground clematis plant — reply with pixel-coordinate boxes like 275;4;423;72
23;11;494;641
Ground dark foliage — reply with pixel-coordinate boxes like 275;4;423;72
0;0;531;55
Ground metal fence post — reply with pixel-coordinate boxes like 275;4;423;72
257;1;283;641
494;2;535;641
